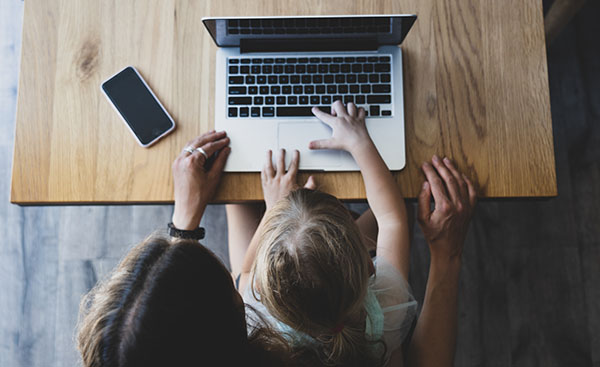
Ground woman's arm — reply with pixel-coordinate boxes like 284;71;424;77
405;157;477;367
311;102;410;278
171;130;231;230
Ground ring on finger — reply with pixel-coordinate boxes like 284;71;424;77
182;146;195;155
195;147;209;159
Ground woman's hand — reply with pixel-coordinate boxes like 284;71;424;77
309;101;372;154
261;149;316;211
417;155;477;260
172;130;231;230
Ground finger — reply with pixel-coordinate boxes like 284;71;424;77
304;175;317;190
312;106;337;126
443;157;468;198
330;105;337;116
421;161;450;206
191;130;227;149
431;155;461;204
332;100;347;116
463;173;478;207
347;102;357;116
198;137;230;157
207;146;231;178
309;139;333;150
417;181;432;223
358;107;366;120
264;150;275;177
287;150;300;176
276;149;285;175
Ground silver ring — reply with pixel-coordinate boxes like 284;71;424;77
183;146;194;155
195;147;209;159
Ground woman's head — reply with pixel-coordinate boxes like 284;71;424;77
253;189;380;366
77;236;247;367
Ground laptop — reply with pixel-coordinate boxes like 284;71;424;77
202;15;417;171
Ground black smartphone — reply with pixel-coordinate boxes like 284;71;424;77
101;66;175;147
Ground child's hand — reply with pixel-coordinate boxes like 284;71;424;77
309;101;372;154
261;149;316;210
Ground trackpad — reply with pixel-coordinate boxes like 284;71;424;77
278;122;341;169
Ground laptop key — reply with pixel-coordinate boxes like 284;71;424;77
363;64;373;73
251;107;260;117
246;75;255;84
330;64;340;73
228;107;238;117
381;73;391;82
241;59;251;64
361;85;371;93
374;64;390;72
263;107;275;117
302;75;311;84
276;96;286;104
240;66;250;74
257;76;266;84
324;75;334;84
288;96;298;104
275;58;285;63
358;74;368;83
310;96;320;104
251;58;262;64
248;86;258;94
367;95;391;104
265;96;275;105
370;105;380;116
316;85;326;94
304;85;315;94
260;86;269;94
254;96;264;105
263;58;274;64
262;65;272;74
285;65;294;73
251;66;261;73
369;74;379;83
291;75;300;84
349;85;359;93
313;75;323;83
335;75;345;83
271;86;281;94
293;86;303;94
347;74;357;83
333;95;342;102
381;110;392;116
229;66;239;74
322;95;332;104
341;64;351;73
327;85;336;94
279;75;289;84
229;86;246;95
299;96;309;105
229;76;244;84
229;58;239;64
372;84;391;93
276;106;329;116
355;95;366;104
367;56;378;62
229;97;252;105
239;107;249;117
338;85;348;94
282;86;292;94
344;95;353;103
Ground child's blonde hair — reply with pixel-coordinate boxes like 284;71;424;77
253;189;385;366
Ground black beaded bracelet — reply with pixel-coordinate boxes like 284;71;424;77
167;222;205;240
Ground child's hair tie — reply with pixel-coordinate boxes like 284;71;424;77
330;323;345;334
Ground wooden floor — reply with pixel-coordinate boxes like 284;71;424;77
1;0;598;365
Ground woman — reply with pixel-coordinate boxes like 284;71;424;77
76;131;289;367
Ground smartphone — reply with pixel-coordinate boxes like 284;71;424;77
101;66;175;147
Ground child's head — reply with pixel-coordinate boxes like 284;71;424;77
253;189;382;366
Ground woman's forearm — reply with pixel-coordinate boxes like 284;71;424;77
407;255;461;367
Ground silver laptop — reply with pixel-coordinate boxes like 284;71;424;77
202;15;417;171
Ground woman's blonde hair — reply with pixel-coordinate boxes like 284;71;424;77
253;189;385;366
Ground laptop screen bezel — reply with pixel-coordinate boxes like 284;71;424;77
202;15;417;49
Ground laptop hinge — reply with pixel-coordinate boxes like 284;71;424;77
240;38;378;53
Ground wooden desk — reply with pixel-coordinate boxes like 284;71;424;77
11;0;556;204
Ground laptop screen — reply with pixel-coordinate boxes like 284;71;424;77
202;15;416;48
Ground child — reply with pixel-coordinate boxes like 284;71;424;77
232;101;417;366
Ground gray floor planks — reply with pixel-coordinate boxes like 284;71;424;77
1;0;600;366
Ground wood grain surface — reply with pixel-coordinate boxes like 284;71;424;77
10;0;556;204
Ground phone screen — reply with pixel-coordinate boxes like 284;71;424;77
102;67;174;146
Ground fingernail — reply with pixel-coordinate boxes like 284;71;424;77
443;157;450;164
423;181;428;189
432;155;439;163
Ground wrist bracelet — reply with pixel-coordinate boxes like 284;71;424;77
168;222;205;240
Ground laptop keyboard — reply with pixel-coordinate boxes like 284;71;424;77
227;56;393;118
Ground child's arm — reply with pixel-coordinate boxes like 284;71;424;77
237;149;316;293
311;102;410;278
